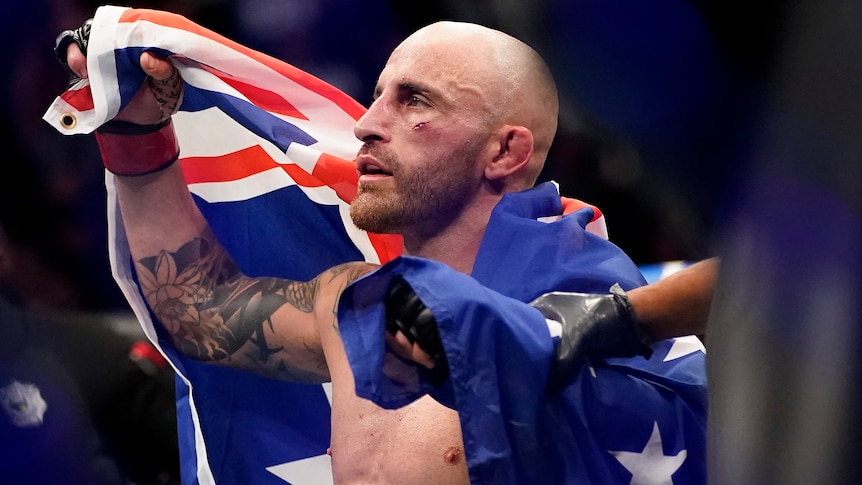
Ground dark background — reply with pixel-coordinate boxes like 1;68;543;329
1;0;782;313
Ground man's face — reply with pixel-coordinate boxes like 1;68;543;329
349;36;494;237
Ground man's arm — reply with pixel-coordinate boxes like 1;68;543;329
536;257;717;391
62;40;373;383
628;257;718;341
384;258;718;393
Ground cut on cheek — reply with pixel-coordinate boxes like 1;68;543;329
413;121;429;130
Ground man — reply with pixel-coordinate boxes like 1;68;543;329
55;9;704;484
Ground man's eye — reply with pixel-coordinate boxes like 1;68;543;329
407;96;424;107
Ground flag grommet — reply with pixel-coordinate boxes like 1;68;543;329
60;113;77;129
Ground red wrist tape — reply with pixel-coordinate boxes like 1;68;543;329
94;118;180;176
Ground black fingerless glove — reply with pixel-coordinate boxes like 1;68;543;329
55;18;93;82
385;276;449;385
530;284;654;393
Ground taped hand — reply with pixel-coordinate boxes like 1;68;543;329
530;284;653;393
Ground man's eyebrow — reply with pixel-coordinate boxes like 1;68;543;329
397;81;434;97
370;81;437;102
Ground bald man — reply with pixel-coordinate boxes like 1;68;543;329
59;17;699;484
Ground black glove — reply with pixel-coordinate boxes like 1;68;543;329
54;18;93;82
530;284;653;393
385;276;448;385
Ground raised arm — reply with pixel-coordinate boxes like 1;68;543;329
61;37;374;384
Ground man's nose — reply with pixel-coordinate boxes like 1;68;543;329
354;98;390;143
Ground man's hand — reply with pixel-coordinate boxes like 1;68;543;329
55;18;184;176
384;276;448;384
65;47;177;126
530;284;654;393
56;18;180;126
54;18;92;83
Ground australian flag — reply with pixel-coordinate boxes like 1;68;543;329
44;5;707;484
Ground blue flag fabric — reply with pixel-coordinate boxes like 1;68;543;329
472;182;648;299
339;185;708;484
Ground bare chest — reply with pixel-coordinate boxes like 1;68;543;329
329;394;469;485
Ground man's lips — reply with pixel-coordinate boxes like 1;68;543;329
356;154;393;180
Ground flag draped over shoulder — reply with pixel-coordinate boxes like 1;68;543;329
43;5;706;485
43;5;404;485
338;183;707;484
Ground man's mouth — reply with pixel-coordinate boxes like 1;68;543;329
357;155;393;179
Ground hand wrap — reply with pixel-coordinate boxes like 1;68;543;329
530;283;654;393
55;18;92;83
94;119;180;176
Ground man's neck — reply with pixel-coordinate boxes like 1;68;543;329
402;235;480;275
401;206;495;275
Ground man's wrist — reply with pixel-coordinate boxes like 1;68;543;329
94;118;180;176
610;283;655;351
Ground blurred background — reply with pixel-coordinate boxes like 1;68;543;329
1;0;779;313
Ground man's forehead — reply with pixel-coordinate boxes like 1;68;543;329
393;24;492;62
380;35;487;87
375;51;487;110
372;23;509;112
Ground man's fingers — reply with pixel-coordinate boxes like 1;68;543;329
385;331;413;361
409;344;436;369
385;331;437;369
61;47;173;81
140;52;175;80
66;44;87;79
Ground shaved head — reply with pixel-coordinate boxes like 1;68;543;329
395;21;559;186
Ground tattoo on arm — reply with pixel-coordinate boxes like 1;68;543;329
325;263;372;335
133;235;324;378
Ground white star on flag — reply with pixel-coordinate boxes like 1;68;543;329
664;336;705;362
610;421;687;485
267;454;333;485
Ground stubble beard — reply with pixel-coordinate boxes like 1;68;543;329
350;150;477;237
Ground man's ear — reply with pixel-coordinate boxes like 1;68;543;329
484;126;533;181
